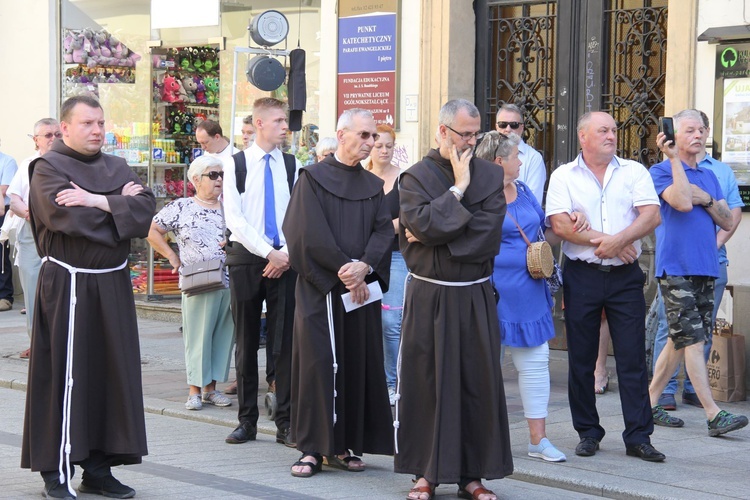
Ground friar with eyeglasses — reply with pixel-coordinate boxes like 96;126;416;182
282;107;394;479
395;99;513;500
22;95;155;499
496;103;546;205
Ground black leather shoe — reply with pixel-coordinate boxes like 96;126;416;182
276;426;297;448
226;421;257;444
78;474;135;498
626;442;665;462
575;437;600;457
682;391;704;408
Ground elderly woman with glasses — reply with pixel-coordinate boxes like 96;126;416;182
475;131;589;464
147;155;235;411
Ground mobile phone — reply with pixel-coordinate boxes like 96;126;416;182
659;117;675;144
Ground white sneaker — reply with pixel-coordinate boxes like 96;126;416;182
202;390;232;407
388;387;397;406
528;437;566;462
185;394;202;410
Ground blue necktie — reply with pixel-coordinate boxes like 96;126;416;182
263;153;280;247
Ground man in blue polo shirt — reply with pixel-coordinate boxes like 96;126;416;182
648;108;748;437
652;109;744;411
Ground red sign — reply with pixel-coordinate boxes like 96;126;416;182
337;73;396;126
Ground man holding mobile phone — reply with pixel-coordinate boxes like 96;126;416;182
648;108;747;436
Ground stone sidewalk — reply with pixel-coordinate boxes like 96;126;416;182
2;309;750;498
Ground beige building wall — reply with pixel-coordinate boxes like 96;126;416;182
0;0;57;162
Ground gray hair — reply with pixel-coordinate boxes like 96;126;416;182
34;118;59;134
438;99;479;126
495;103;523;120
187;154;223;187
317;136;338;157
336;108;374;131
474;131;521;162
674;109;704;132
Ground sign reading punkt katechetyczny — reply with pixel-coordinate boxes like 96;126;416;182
337;0;398;127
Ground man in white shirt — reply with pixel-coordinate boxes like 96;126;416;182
222;98;300;448
0;146;18;312
195;120;240;158
546;111;664;462
496;103;546;204
241;114;255;149
8;118;60;354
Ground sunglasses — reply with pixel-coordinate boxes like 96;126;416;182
353;130;380;141
496;121;522;130
33;132;63;139
201;171;225;180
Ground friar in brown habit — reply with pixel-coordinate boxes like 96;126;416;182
21;96;154;499
395;99;513;500
283;108;393;478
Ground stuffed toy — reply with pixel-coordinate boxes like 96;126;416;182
181;76;197;103
204;77;219;104
194;76;207;104
162;75;181;103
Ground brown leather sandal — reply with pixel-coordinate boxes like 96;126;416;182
457;486;496;500
407;484;434;500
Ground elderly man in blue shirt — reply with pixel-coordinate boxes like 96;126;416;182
648;109;747;437
652;110;743;412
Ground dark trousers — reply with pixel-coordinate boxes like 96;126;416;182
229;259;295;430
563;259;654;447
0;206;13;302
41;450;115;484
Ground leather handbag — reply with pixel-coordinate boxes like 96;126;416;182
181;259;227;296
180;202;228;297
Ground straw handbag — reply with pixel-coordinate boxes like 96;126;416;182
506;212;555;279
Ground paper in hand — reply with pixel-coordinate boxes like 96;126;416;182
341;281;383;312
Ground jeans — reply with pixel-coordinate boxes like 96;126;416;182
0;206;13;302
382;251;407;388
652;261;726;395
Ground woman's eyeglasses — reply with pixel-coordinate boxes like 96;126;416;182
202;171;225;180
496;121;521;130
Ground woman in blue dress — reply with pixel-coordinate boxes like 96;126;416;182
476;132;588;463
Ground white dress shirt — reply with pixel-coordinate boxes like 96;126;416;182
7;153;39;205
222;144;300;258
518;139;546;205
545;153;659;265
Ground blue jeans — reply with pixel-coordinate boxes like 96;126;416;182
382;251;407;388
652;261;726;395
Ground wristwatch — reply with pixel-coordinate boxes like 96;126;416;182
704;197;714;208
449;186;464;200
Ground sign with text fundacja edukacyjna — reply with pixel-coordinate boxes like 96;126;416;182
337;0;398;127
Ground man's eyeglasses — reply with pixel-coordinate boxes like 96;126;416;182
444;124;484;141
201;171;225;180
32;132;62;139
496;121;522;130
352;130;380;141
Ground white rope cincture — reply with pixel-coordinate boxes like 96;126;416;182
41;256;128;497
392;272;410;454
325;292;339;425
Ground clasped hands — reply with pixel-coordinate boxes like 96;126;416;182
338;261;371;304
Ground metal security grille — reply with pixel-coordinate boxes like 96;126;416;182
602;0;668;167
484;1;557;170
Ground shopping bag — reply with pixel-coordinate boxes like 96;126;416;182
707;333;746;402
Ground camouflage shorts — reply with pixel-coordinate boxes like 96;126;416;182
658;275;715;350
